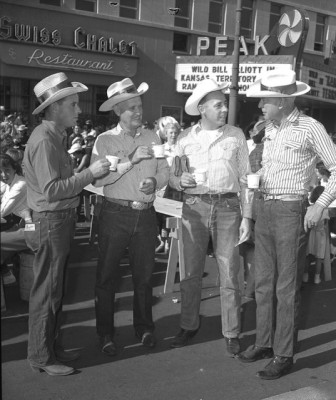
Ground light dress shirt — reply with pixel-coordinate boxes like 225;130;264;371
259;108;336;208
169;122;253;218
24;120;93;212
91;124;169;202
0;174;29;219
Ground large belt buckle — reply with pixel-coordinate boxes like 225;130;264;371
131;201;146;210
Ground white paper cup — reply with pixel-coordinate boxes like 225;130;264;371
152;144;165;158
247;174;260;189
106;155;119;171
193;169;207;184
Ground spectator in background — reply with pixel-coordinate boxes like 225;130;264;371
1;153;31;285
12;125;29;150
156;116;179;144
67;124;82;149
6;148;24;169
0;130;14;153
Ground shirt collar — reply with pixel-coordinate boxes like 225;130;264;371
193;121;225;135
41;120;67;142
116;123;142;137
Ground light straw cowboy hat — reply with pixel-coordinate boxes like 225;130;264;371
185;79;230;116
99;78;148;112
68;143;83;154
246;69;310;98
32;72;88;115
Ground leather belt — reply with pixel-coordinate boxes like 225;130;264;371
105;197;153;210
261;193;307;202
184;192;237;201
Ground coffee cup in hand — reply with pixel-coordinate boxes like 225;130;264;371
192;169;207;184
106;155;119;171
152;144;165;158
247;174;260;189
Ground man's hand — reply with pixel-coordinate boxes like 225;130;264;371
179;172;196;188
88;159;111;178
238;217;252;245
304;203;324;232
129;146;153;165
139;178;157;195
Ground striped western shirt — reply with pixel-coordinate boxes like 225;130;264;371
260;108;336;208
169;122;253;218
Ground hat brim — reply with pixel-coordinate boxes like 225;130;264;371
32;82;88;115
99;82;148;112
246;80;310;98
185;83;230;116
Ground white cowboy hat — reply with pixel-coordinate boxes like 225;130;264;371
185;79;230;116
17;124;28;131
99;78;148;112
68;143;83;154
246;69;310;98
32;72;88;115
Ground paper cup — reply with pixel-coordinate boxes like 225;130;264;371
193;169;207;184
152;144;165;158
247;174;260;189
106;155;119;171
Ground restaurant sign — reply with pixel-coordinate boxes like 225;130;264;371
0;15;138;76
175;55;293;93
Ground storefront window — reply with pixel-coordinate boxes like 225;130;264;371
241;0;254;39
40;0;61;6
174;0;191;29
269;3;282;31
120;0;138;19
208;0;225;34
173;32;190;53
75;0;96;12
314;14;326;52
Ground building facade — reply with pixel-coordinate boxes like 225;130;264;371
1;0;336;132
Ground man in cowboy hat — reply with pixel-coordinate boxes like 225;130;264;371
168;78;253;354
90;78;169;355
238;68;336;379
23;72;111;376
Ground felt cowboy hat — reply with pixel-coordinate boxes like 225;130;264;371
185;79;230;116
99;78;148;112
68;143;83;154
32;72;88;115
246;69;310;98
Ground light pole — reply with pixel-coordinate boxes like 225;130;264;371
228;0;242;126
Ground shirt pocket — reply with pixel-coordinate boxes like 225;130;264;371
214;141;237;161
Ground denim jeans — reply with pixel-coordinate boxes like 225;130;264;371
254;199;308;357
95;200;157;338
180;195;241;337
25;208;76;366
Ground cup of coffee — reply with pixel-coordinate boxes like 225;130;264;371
106;155;119;171
193;169;207;184
247;173;260;189
152;144;165;158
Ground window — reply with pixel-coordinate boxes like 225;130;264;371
120;0;138;19
241;0;254;39
40;0;61;6
174;0;191;29
269;3;282;32
173;32;189;53
75;0;96;12
208;0;225;34
314;14;326;52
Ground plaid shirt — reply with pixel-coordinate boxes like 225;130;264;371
169;122;253;218
259;108;336;208
249;143;264;173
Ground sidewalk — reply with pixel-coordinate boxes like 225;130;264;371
2;222;336;400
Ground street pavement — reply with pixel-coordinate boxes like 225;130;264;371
2;221;336;400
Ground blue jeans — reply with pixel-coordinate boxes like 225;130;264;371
180;195;241;337
254;199;308;357
25;208;76;366
95;200;157;338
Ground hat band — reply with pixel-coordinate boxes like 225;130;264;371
37;81;73;104
261;82;297;95
108;85;137;99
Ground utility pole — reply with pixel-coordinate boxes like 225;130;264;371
228;0;242;126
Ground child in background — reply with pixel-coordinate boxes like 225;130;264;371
303;186;329;284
